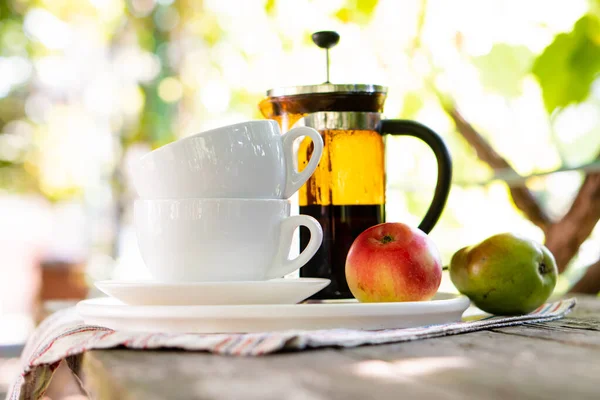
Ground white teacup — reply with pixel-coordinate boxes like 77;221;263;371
134;198;323;282
131;120;323;199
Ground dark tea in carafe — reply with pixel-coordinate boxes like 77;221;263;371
297;129;385;299
299;204;383;298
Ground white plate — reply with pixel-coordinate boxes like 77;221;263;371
95;278;331;306
76;293;470;333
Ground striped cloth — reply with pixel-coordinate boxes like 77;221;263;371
7;298;575;400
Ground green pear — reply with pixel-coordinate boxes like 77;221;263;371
450;233;558;315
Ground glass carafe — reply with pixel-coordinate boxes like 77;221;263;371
260;86;452;299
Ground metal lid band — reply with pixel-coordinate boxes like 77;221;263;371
266;84;387;97
297;112;381;131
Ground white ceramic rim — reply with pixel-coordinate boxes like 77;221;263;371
77;293;470;319
95;278;330;288
138;120;279;162
134;198;292;204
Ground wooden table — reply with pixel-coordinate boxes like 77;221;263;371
73;295;600;400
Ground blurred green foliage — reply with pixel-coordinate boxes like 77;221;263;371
474;44;534;98
0;0;597;290
0;0;598;210
334;0;379;24
533;14;600;113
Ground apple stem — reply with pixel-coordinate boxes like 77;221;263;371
442;265;449;271
381;235;394;244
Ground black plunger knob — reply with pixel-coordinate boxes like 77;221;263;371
312;31;339;83
312;31;340;49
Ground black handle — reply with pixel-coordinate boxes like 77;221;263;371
377;119;452;234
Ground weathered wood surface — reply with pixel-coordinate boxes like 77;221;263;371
78;296;600;400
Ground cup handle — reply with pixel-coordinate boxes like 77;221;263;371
266;215;324;280
281;126;324;199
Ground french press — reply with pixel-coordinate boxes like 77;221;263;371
259;31;452;299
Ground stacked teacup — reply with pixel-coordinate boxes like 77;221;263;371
129;120;325;296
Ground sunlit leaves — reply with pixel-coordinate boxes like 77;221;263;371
400;91;424;119
154;5;179;32
0;19;28;56
264;0;276;16
334;0;378;24
199;15;225;47
551;100;600;166
356;0;378;15
533;15;600;113
473;44;534;97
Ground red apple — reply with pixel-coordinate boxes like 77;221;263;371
345;222;442;302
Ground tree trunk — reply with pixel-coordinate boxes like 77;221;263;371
544;173;600;271
569;258;600;293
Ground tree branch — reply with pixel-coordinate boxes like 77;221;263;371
445;105;552;231
409;0;428;56
448;102;600;273
545;167;600;272
569;258;600;294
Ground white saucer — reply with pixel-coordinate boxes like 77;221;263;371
76;292;470;333
94;278;331;306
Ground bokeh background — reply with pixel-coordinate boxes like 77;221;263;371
1;0;599;367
